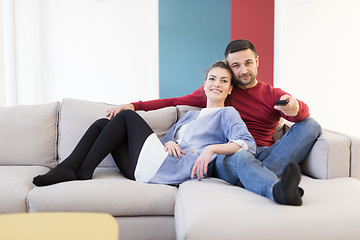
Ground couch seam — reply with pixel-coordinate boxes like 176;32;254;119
175;185;188;240
56;100;64;167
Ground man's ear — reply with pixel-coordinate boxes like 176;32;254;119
256;55;260;68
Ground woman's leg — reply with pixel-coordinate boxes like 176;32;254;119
33;110;153;186
76;110;153;180
110;139;132;179
33;118;110;186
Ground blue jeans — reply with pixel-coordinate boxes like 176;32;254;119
212;117;322;200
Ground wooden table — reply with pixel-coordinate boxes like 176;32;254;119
0;212;118;240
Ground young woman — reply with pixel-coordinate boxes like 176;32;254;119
33;61;256;186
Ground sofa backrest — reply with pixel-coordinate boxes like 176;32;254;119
0;102;59;167
176;105;202;119
0;99;290;169
58;99;178;167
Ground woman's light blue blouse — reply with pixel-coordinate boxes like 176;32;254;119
135;107;256;185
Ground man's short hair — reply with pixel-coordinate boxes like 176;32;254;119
224;39;257;60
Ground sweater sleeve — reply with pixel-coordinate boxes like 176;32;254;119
224;108;257;155
273;88;310;122
131;86;207;111
284;99;310;122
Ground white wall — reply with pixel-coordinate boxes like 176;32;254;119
274;0;360;138
39;0;159;105
0;0;5;106
2;0;359;138
14;0;42;104
5;0;158;105
40;0;159;104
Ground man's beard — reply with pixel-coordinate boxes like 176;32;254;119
235;74;256;86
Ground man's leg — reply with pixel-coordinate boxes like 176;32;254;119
272;161;302;206
257;117;322;176
213;151;303;205
213;150;278;200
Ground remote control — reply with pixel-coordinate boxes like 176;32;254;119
276;100;288;106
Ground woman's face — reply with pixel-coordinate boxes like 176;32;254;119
204;67;233;106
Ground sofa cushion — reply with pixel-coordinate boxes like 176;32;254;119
58;98;177;167
0;166;50;213
115;216;176;240
27;168;178;216
175;176;360;240
0;102;59;167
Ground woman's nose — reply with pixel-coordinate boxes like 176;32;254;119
213;80;220;86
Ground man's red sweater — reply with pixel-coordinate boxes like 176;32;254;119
132;81;310;147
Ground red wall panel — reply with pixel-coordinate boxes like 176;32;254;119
231;0;274;85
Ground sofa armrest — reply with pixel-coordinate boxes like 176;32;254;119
301;129;353;179
349;134;360;178
323;130;360;179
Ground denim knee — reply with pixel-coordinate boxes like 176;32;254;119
216;150;258;171
213;152;254;185
302;117;322;138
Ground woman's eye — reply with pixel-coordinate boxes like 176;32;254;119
208;77;215;81
221;80;228;83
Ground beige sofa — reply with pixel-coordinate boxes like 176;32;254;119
1;98;360;240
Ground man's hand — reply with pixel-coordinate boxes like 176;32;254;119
106;104;135;120
274;95;299;116
191;146;214;180
164;141;185;158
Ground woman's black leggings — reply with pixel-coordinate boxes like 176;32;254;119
60;110;154;180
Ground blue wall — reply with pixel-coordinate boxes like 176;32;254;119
159;0;231;98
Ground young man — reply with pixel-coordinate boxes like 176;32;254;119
107;39;322;205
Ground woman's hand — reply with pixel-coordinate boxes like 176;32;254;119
164;141;185;158
106;104;135;120
191;146;214;180
190;143;241;181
